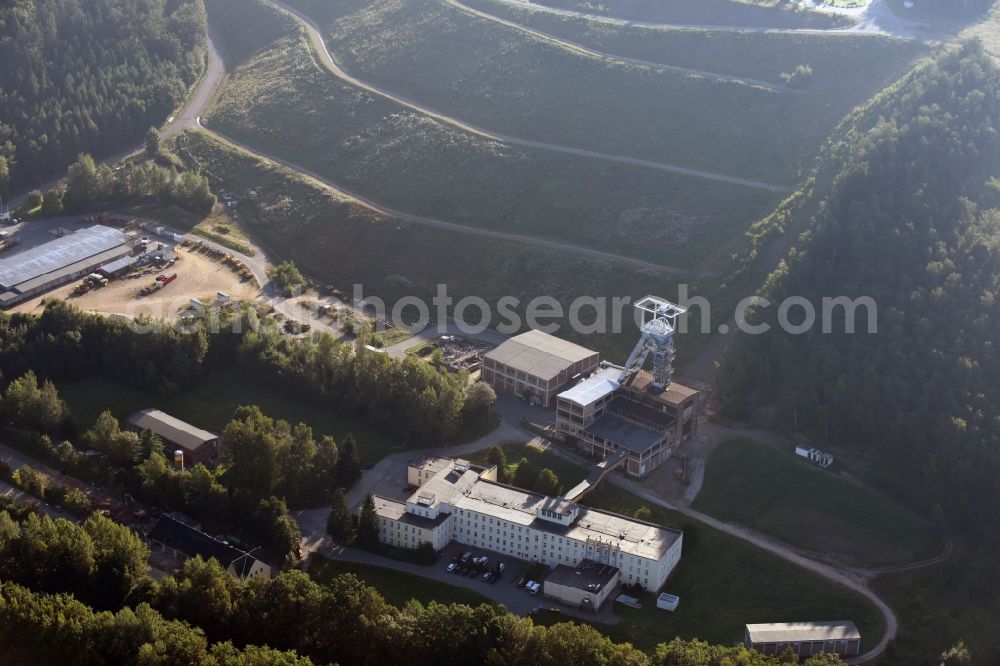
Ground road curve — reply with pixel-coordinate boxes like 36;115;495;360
267;0;791;194
193;120;695;277
613;476;897;664
477;0;916;38
441;0;789;92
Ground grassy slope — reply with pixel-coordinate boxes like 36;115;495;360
56;371;398;467
310;556;496;608
693;438;936;566
464;441;590;490
173;130;684;363
530;0;850;28
581;483;886;652
464;0;925;88
299;0;824;184
205;0;777;268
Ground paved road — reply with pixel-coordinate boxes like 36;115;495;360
442;0;789;92
267;0;790;194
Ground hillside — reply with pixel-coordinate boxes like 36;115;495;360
0;0;207;193
204;0;779;268
715;42;1000;662
287;0;894;185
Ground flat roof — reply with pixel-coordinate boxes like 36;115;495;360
625;370;699;406
586;414;665;453
453;479;681;561
100;254;140;273
745;621;860;644
546;559;620;593
485;330;597;381
0;226;128;289
374;495;450;529
405;461;482;511
409;456;453;476
558;367;621;407
127;409;217;453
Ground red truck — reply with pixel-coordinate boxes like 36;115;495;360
156;273;177;287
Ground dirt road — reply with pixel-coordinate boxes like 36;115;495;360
480;0;931;40
196;120;698;277
441;0;789;92
267;0;790;194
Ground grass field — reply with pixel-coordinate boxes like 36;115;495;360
580;483;886;651
529;0;851;28
693;438;938;566
310;556;496;608
173;130;706;364
204;0;778;268
464;0;924;88
56;371;399;467
291;0;835;185
872;553;1000;665
464;441;589;490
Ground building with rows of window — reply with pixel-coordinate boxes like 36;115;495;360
373;457;683;591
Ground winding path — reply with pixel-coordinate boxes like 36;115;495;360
196;118;695;276
440;0;789;92
475;0;928;39
267;0;791;194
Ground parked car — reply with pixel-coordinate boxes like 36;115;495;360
528;581;541;596
481;571;493;582
446;563;458;572
517;576;528;588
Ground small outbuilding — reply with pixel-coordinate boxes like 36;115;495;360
543;559;620;612
744;621;861;658
127;408;219;467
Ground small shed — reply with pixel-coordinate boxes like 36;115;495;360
656;592;679;612
795;446;834;468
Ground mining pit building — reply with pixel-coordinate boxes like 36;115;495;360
0;226;132;308
556;367;700;478
374;457;683;591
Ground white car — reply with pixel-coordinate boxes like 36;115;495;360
446;562;458;572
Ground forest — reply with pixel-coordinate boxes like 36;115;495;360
716;41;1000;660
0;300;471;445
0;0;206;195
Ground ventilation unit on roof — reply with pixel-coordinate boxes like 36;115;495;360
417;493;435;507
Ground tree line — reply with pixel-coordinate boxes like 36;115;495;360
0;300;482;447
0;502;851;666
0;0;206;194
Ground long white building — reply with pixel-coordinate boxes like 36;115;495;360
374;457;683;591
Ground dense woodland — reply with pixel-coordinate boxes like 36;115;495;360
717;41;1000;654
0;0;206;194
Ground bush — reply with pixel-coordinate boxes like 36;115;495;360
26;190;43;209
781;64;814;89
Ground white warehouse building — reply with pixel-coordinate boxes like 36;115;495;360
374;457;683;591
